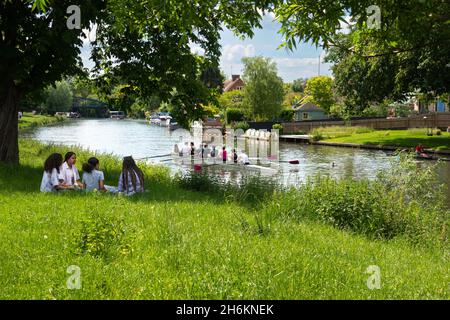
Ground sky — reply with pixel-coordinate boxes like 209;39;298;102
80;13;333;83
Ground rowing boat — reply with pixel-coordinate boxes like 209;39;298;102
384;151;450;162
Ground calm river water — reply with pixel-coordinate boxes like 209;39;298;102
24;119;450;203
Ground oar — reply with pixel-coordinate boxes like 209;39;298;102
137;153;172;160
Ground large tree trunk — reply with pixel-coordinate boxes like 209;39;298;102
0;82;21;164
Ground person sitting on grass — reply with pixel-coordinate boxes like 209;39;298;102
59;152;83;189
82;157;106;192
40;153;66;192
118;156;145;196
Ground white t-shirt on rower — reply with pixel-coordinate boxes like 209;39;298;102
59;162;80;186
238;153;250;165
40;168;60;192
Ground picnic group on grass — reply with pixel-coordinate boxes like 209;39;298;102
40;152;144;195
40;141;255;194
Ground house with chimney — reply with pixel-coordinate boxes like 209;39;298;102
223;75;245;92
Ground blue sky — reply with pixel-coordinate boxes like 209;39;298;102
81;14;333;83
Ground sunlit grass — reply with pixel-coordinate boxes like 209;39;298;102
0;140;448;299
19;112;65;130
321;128;450;150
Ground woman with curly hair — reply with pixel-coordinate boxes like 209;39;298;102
40;153;66;192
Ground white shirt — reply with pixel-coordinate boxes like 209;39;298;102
82;170;105;191
181;145;191;157
118;171;144;195
40;168;60;192
238;153;250;165
59;162;80;186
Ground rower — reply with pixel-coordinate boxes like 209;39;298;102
238;151;250;165
173;144;180;156
232;149;238;164
181;142;191;157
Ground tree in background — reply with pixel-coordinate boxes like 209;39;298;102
276;0;450;115
292;78;307;93
304;76;335;113
200;63;225;94
218;90;244;111
92;0;275;129
70;73;97;99
44;80;73;115
1;0;274;163
242;57;284;121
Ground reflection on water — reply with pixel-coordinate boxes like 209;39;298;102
24;119;450;203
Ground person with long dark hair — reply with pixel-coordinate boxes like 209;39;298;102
82;157;106;191
40;153;65;192
59;152;83;189
118;156;145;195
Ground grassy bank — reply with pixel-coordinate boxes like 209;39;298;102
19;112;65;130
0;140;448;299
313;127;450;151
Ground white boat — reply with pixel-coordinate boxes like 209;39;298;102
110;111;125;119
169;155;278;175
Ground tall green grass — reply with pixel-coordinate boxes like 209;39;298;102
0;139;448;299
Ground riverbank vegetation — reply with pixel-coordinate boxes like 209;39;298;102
18;113;65;130
313;127;450;151
0;140;448;299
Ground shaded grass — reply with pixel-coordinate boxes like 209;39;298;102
324;128;450;151
0;140;448;299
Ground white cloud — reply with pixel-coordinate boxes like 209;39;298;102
339;15;354;34
273;57;322;68
82;23;97;44
222;44;255;62
190;44;205;56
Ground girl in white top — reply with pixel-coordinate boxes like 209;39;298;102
59;152;83;189
40;153;65;192
82;157;106;191
82;157;118;193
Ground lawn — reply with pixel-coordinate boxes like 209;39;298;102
322;128;450;151
19;112;65;130
0;140;448;299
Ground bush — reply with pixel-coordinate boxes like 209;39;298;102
226;108;245;123
233;121;250;131
310;129;324;141
72;210;132;262
278;109;294;122
272;123;283;135
175;170;221;193
264;155;449;246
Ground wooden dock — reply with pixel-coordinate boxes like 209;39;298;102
280;135;311;143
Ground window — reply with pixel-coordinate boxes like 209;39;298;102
303;112;309;120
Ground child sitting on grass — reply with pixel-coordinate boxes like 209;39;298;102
118;156;145;196
40;153;67;192
82;157;118;193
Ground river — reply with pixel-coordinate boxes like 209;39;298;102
23;119;450;203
